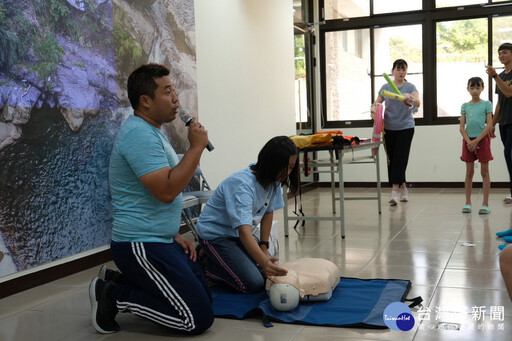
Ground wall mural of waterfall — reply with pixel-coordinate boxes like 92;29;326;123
0;0;198;278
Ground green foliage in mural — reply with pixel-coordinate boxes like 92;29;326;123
0;2;37;69
0;0;114;82
48;0;70;24
0;2;6;24
14;13;37;58
114;15;147;76
36;0;78;38
0;28;19;69
33;32;64;81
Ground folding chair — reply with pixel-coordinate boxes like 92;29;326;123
177;154;215;240
177;154;214;207
181;194;199;240
185;165;214;206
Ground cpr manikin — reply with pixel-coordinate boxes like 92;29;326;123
266;258;341;311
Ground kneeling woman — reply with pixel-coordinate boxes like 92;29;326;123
196;136;300;293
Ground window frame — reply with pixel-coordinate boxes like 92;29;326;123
294;0;316;133
317;0;512;129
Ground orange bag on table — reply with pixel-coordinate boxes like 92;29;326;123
290;130;344;149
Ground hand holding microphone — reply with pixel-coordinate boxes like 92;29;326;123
179;109;214;152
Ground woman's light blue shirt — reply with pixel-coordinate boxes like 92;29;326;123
196;167;284;240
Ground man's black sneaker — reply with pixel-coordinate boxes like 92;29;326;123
89;277;119;334
98;265;123;283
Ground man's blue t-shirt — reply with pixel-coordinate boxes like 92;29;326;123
461;100;492;138
195;167;284;240
109;115;182;243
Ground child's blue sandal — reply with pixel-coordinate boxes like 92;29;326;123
478;206;490;214
497;229;512;238
499;244;509;251
462;205;471;213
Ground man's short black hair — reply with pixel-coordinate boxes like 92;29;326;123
498;42;512;52
127;64;171;110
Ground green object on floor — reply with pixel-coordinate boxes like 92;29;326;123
462;205;471;213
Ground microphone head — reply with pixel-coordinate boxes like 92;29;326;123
179;109;192;123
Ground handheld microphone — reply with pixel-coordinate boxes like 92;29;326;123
179;109;214;152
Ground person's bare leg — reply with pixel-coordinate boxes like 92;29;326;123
481;162;490;207
465;162;474;206
500;245;512;301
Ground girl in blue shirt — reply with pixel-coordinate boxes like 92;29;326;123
460;77;493;214
196;136;299;293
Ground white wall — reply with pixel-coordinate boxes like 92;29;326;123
316;125;509;184
194;0;296;187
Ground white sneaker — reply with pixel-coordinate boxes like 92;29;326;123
505;195;512;204
400;188;409;202
389;191;398;206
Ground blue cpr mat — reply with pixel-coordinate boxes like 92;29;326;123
212;277;414;328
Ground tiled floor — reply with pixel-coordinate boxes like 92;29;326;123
1;187;511;340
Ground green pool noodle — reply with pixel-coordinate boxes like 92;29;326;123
382;73;402;95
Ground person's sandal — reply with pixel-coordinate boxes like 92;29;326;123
478;206;490;214
462;205;471;213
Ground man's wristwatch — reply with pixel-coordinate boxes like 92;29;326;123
259;241;269;248
493;74;498;79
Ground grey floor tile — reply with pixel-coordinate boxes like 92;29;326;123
1;188;510;341
412;315;512;341
0;310;90;341
437;269;504;290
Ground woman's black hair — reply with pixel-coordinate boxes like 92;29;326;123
250;136;300;195
392;59;408;71
467;77;484;87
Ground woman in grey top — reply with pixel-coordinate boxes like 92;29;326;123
371;59;421;206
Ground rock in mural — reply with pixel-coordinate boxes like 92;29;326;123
0;0;197;276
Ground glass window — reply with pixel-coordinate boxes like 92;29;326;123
324;0;369;20
436;18;487;118
295;34;310;132
373;0;422;15
492;15;512;65
293;0;305;22
324;29;370;123
373;25;424;119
